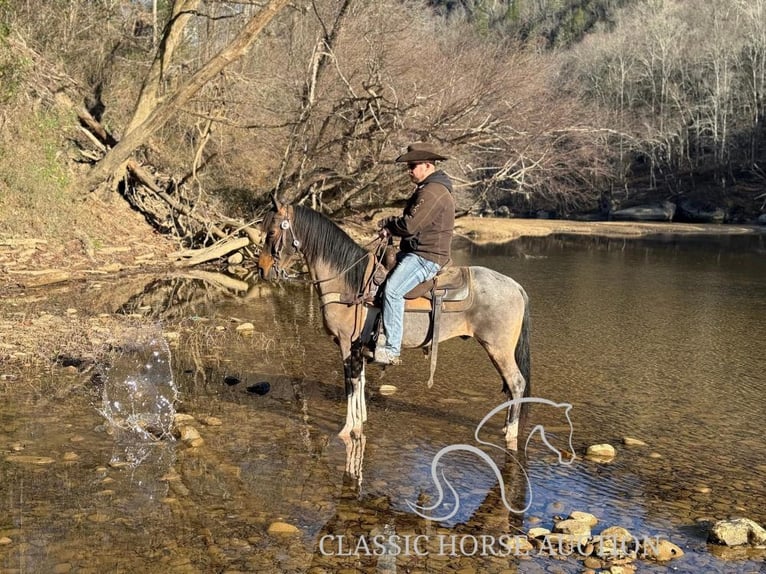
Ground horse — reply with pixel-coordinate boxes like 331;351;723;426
256;198;531;451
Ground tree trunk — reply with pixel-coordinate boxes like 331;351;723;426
126;0;202;135
85;0;290;190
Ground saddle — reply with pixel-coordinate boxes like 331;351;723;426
365;250;474;388
403;266;473;313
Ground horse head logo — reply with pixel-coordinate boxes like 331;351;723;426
406;397;576;522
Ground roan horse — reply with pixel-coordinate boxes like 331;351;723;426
257;199;531;450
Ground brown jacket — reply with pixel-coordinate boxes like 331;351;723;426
384;170;455;266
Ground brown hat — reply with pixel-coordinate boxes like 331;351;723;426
395;142;448;163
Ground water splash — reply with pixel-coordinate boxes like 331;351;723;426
98;336;178;442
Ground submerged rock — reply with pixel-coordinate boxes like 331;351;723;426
585;443;616;461
267;521;300;535
247;382;271;395
622;437;647;446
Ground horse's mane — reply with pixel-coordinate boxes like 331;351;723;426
291;205;368;294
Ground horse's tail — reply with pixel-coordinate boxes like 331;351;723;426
515;287;531;398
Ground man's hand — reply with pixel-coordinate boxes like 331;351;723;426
376;217;391;229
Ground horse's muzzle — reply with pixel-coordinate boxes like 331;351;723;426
257;253;277;281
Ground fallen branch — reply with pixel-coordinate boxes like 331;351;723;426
172;236;250;267
176;270;250;293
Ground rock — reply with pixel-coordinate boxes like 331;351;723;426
223;375;241;386
267;521;300;535
554;518;592;538
235;322;255;333
228;252;244;265
496;205;511;218
585;444;616;461
610;201;676;222
62;452;79;461
378;384;397;395
174;413;196;423
569;511;599;527
179;425;204;447
708;518;766;546
527;527;551;539
676;199;726;223
622;437;647;447
758;213;766;225
5;455;56;465
583;556;602;569
200;416;223;426
642;539;684;561
0;537;12;545
246;382;271;395
600;526;633;543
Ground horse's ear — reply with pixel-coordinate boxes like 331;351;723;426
271;193;286;214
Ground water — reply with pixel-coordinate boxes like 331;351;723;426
0;231;764;573
98;333;177;443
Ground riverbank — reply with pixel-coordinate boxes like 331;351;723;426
452;216;764;244
341;210;764;246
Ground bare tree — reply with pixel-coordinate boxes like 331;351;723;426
85;0;291;190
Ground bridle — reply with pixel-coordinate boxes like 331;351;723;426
263;206;388;304
269;205;301;278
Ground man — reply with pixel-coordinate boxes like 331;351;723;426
374;142;455;365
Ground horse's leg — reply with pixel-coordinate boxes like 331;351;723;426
477;339;527;451
339;338;366;438
359;363;368;423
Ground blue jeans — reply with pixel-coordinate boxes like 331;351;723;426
382;252;441;356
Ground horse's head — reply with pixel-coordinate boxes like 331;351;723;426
257;196;301;281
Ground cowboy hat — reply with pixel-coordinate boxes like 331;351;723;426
395;142;448;163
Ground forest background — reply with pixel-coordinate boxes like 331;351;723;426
1;0;765;258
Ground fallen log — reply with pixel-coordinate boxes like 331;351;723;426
172;236;250;267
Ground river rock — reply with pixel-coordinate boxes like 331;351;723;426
708;518;766;546
236;322;255;333
554;519;591;538
569;511;599;527
758;213;766;225
585;444;616;461
642;539;684;561
600;526;633;543
200;416;223;426
676;200;725;223
527;527;551;539
610;201;676;222
622;437;647;447
5;455;55;465
267;521;300;535
179;425;204;447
